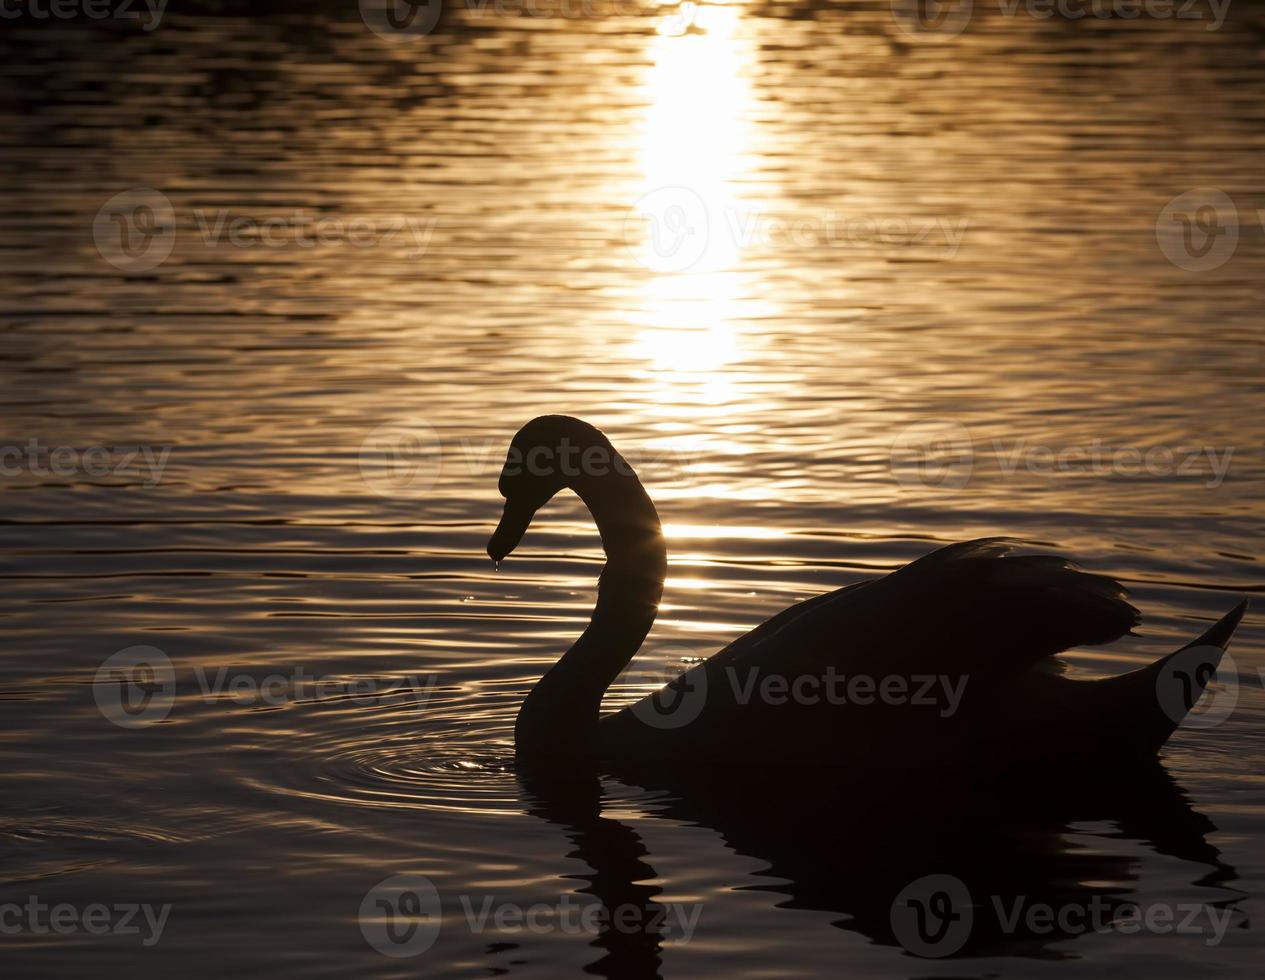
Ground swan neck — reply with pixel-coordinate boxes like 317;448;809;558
574;468;666;576
516;466;666;760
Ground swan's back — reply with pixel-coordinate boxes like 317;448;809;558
598;539;1218;771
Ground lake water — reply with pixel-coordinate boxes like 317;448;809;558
1;1;1263;976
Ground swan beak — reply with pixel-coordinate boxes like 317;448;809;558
488;497;537;563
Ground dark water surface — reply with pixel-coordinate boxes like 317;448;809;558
2;1;1263;976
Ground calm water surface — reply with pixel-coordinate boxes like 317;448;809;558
2;1;1263;976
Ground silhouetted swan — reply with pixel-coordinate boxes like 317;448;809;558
489;416;1247;770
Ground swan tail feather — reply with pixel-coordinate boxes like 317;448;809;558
1102;599;1247;755
1181;597;1248;651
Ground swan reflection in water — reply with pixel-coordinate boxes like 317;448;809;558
486;416;1248;975
519;764;1242;976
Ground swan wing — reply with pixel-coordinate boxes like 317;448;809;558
718;538;1139;683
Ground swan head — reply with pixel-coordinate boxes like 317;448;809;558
487;415;614;563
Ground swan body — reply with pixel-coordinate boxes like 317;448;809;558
489;416;1247;772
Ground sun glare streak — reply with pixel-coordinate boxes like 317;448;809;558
663;522;790;540
630;4;765;397
642;5;749;215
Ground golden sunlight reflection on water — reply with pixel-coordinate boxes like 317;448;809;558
1;3;1263;976
629;2;764;416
